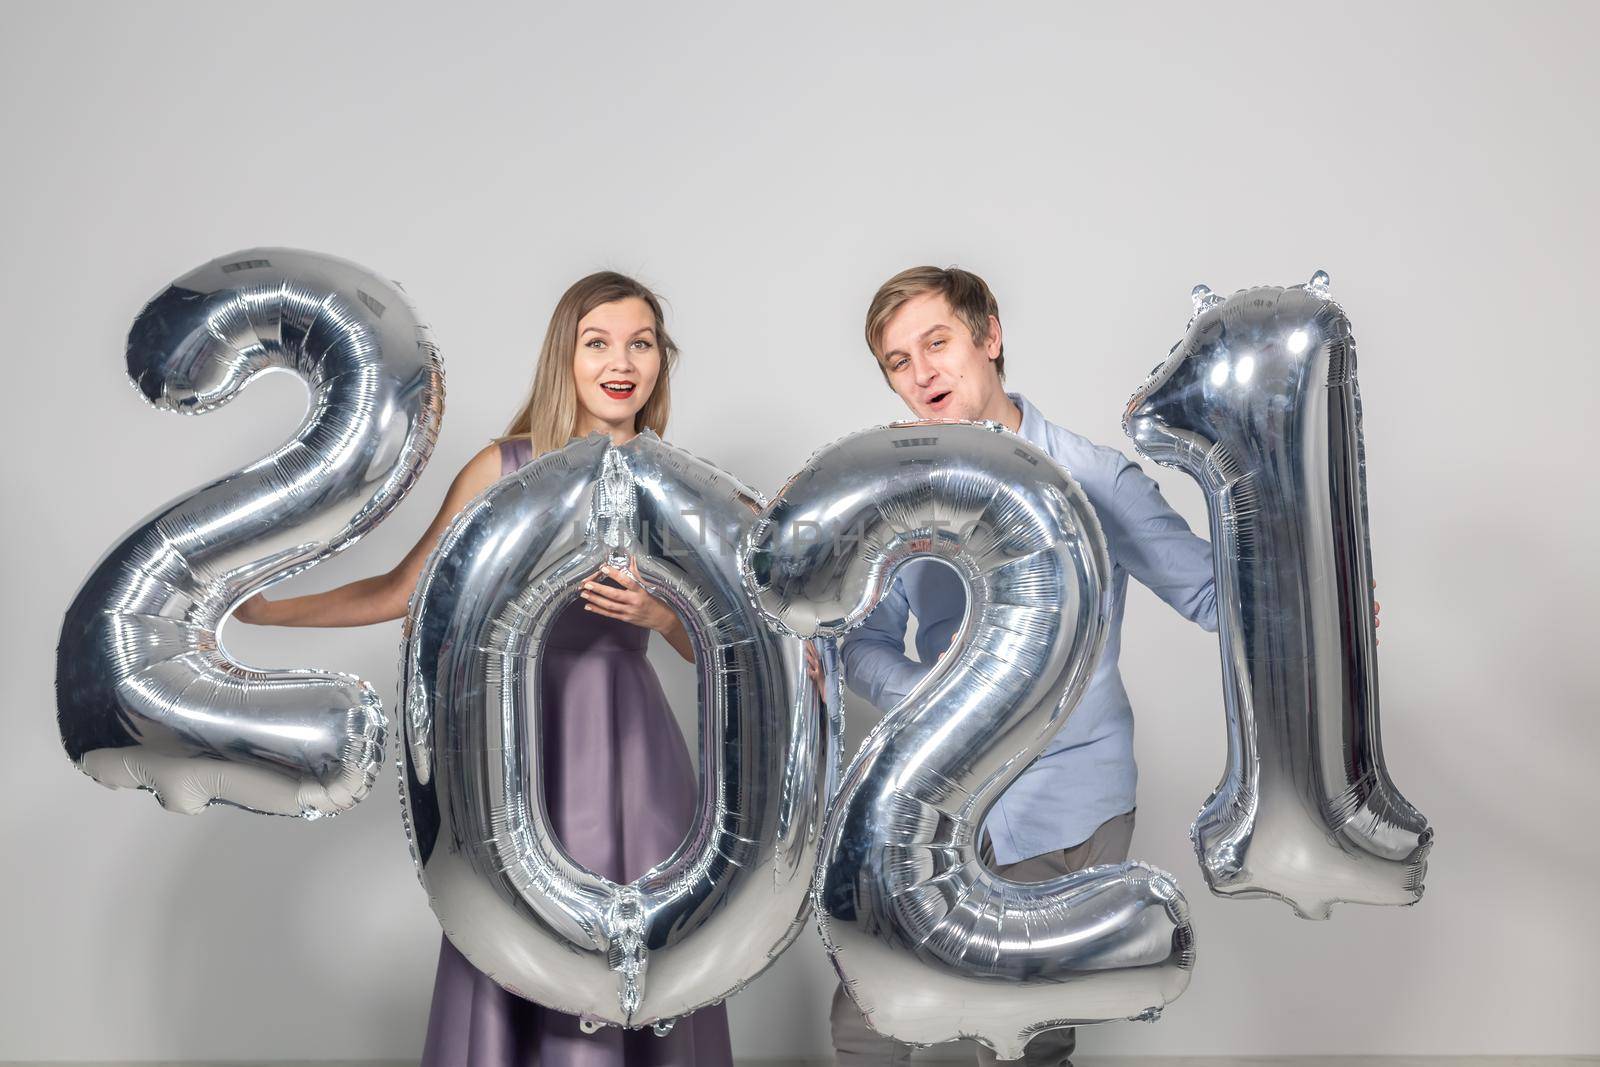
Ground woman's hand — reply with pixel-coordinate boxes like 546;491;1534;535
215;443;505;630
232;594;272;626
579;559;677;633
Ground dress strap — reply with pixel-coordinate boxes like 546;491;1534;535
498;436;535;476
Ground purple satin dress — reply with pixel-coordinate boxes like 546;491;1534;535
420;438;733;1067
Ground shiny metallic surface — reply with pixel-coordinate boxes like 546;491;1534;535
401;431;838;1031
56;248;444;818
741;421;1194;1059
1124;274;1432;919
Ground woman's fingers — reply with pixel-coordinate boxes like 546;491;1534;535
584;599;631;621
580;563;674;630
580;580;641;613
579;584;629;607
602;561;641;588
579;562;676;632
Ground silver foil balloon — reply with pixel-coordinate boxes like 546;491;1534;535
1124;273;1432;919
741;421;1194;1059
56;248;445;817
400;431;839;1030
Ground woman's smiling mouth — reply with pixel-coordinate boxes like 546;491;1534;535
600;380;637;399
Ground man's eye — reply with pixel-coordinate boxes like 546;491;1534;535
929;338;946;350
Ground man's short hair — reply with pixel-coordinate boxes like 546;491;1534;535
865;265;1005;382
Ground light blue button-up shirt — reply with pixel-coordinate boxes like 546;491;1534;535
841;392;1218;864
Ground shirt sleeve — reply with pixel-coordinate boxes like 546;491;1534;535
841;575;932;710
1102;459;1219;632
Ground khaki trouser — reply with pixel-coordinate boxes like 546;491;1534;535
828;810;1137;1067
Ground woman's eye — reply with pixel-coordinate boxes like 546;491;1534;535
586;338;606;349
630;339;654;350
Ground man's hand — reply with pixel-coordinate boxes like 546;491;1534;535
579;559;676;633
804;642;825;695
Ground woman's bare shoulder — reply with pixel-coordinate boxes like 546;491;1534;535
449;440;511;498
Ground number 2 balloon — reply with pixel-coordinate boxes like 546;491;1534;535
56;249;444;818
741;421;1195;1058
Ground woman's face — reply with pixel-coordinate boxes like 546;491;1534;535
572;296;662;433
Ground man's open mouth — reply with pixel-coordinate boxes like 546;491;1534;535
601;380;637;399
926;390;953;410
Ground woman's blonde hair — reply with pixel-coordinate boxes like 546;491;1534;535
501;271;679;456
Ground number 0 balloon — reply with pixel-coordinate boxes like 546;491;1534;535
56;248;444;817
1124;273;1432;918
741;421;1194;1059
400;431;838;1031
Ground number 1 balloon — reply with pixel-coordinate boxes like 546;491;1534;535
56;248;444;817
741;421;1194;1059
1123;273;1432;918
400;431;838;1032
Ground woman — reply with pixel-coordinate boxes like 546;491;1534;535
235;272;733;1066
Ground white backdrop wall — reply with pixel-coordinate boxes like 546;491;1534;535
3;1;1596;1060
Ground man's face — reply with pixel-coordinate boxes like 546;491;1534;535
877;291;1004;422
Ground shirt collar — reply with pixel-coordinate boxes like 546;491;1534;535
1007;391;1047;448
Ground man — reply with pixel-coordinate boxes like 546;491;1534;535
829;265;1219;1067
